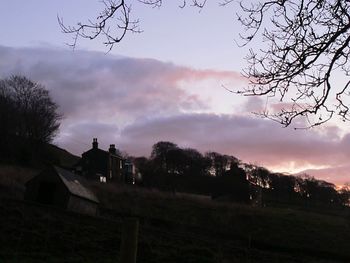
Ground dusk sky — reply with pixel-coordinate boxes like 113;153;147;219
1;1;349;185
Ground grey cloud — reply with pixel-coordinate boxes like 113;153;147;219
0;45;209;122
243;97;266;113
56;121;120;155
1;45;347;184
0;45;244;154
118;113;346;174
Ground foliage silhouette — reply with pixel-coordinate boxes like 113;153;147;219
133;141;350;207
0;75;61;163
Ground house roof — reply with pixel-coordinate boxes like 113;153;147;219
54;166;99;203
82;147;123;159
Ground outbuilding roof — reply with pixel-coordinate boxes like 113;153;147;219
54;166;99;203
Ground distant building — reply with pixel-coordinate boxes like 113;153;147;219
123;159;136;184
80;138;135;184
25;166;99;215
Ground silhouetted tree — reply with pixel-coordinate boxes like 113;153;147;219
166;148;206;176
133;142;349;207
0;81;15;152
213;161;250;202
182;148;211;176
60;0;350;126
267;173;298;203
206;152;239;177
295;174;342;206
314;180;339;205
166;147;187;175
249;166;271;188
0;75;61;162
150;142;211;177
338;183;350;206
151;141;178;173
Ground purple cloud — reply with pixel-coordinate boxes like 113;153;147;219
118;113;349;184
0;46;211;120
1;45;348;185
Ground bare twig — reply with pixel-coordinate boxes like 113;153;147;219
58;0;142;51
59;0;350;127
237;0;350;127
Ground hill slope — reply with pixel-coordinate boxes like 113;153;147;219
1;178;349;262
0;142;349;263
45;144;80;168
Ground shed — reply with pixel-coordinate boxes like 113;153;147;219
25;166;99;215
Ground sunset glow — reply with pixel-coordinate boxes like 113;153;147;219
0;1;349;185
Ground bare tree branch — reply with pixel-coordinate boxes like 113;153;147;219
59;0;350;127
58;0;209;50
58;0;142;51
236;0;350;127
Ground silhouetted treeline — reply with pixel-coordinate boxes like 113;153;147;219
132;141;350;207
132;141;250;203
0;75;61;165
249;166;350;207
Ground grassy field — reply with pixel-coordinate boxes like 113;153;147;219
0;164;350;262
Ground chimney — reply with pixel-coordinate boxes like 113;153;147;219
109;144;116;155
92;138;98;149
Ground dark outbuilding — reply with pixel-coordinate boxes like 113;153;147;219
25;166;99;215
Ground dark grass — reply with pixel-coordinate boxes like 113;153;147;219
1;166;350;262
0;199;121;263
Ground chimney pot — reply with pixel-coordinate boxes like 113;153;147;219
92;138;98;149
109;144;116;154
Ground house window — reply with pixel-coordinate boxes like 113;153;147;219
100;176;107;183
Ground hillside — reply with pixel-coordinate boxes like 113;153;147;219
0;165;350;262
45;144;81;168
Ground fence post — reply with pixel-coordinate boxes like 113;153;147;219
120;217;139;263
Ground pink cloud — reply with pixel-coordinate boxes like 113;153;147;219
297;165;350;186
118;113;349;185
0;46;244;122
1;45;348;185
167;67;246;83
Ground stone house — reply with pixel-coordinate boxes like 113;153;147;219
79;138;135;184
